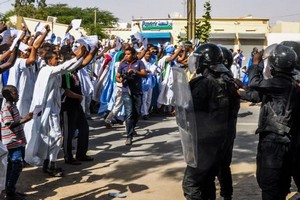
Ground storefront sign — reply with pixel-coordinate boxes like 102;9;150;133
142;20;173;30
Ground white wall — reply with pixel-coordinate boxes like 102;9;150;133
267;33;300;45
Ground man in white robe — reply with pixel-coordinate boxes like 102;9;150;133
7;48;37;117
7;25;51;117
141;50;154;119
157;45;183;110
24;46;85;177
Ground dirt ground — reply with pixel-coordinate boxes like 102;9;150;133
1;103;299;200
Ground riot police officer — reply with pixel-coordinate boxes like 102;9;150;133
217;46;241;200
281;41;300;196
247;44;299;200
181;43;237;200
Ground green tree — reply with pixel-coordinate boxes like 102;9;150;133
195;0;211;44
42;5;117;38
14;5;36;17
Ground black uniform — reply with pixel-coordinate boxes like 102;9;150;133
217;73;240;200
291;101;300;193
247;63;299;200
182;70;233;200
280;41;300;193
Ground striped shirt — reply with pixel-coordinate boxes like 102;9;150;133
1;101;26;149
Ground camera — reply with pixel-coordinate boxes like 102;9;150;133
122;72;135;86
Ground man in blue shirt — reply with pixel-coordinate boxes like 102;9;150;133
116;47;147;145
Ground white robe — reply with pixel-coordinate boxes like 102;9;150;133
24;57;83;166
78;68;94;112
157;55;174;106
7;58;38;117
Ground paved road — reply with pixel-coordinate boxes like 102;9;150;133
3;102;298;199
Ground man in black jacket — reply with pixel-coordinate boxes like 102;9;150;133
246;45;299;200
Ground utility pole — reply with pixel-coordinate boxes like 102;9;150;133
187;0;196;41
94;9;97;28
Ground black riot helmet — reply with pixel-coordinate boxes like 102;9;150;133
268;44;297;74
193;43;228;74
280;41;300;70
219;46;233;69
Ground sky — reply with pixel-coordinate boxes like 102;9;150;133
0;0;300;25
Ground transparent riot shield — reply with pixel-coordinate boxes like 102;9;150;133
172;67;198;167
188;52;197;74
0;141;8;191
263;44;277;79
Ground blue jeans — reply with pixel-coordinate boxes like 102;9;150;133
6;147;23;194
122;93;142;139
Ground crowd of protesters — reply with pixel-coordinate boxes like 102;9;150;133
0;19;201;199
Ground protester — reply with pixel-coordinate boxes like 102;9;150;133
7;25;50;117
24;45;86;177
141;49;155;120
230;52;241;80
60;45;97;165
157;44;183;114
104;52;125;128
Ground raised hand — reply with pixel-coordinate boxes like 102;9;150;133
44;24;51;32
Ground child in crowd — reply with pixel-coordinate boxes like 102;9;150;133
1;85;33;200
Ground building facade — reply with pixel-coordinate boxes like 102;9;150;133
128;17;270;66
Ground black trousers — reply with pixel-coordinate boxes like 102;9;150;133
62;104;89;160
217;140;234;199
256;133;292;200
182;164;218;200
291;142;300;192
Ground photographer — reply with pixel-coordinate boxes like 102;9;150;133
116;47;147;145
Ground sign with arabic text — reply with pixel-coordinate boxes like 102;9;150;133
142;20;173;30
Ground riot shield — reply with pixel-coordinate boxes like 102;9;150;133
188;53;197;74
172;67;198;167
262;44;277;79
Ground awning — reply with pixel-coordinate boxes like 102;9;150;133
238;33;265;39
140;32;171;39
210;33;235;39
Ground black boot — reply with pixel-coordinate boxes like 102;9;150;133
42;159;49;173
